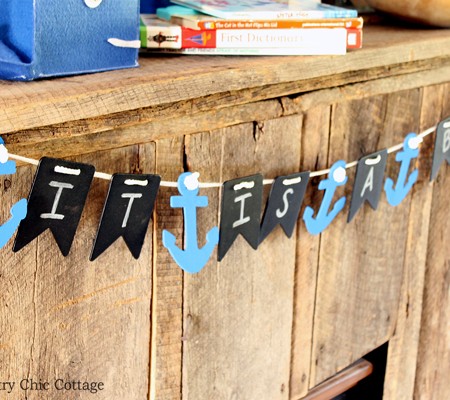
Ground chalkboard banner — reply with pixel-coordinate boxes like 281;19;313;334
431;117;450;181
90;173;161;261
13;157;95;256
348;150;388;222
259;172;310;244
218;174;263;261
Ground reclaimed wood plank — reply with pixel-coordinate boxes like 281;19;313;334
5;100;283;163
138;142;159;400
182;116;301;400
281;64;450;116
4;59;450;147
414;82;450;400
299;359;373;400
310;89;422;386
290;105;332;399
151;137;184;400
0;163;37;397
6;61;450;165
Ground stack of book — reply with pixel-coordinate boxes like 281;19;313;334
140;0;363;56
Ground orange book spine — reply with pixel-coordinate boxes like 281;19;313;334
346;28;363;49
186;17;364;30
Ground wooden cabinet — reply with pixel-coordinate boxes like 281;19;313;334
0;24;449;400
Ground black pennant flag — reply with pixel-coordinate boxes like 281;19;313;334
431;117;450;181
218;174;263;261
259;172;310;244
348;149;387;222
90;174;161;261
13;157;95;256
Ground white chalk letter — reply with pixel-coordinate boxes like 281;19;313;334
121;193;143;228
276;188;294;219
360;167;374;198
233;193;252;228
40;181;74;220
443;129;450;153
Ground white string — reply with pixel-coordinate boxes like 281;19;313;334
6;125;437;187
8;154;39;166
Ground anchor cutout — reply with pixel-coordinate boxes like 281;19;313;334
163;172;219;274
303;160;347;235
384;133;421;206
0;139;27;249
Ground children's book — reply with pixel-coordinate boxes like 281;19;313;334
141;23;348;55
170;0;358;19
140;14;182;49
171;14;364;31
140;13;362;52
142;43;345;55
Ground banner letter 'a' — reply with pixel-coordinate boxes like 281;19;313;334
13;157;95;256
348;149;387;222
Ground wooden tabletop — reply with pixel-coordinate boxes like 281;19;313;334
1;23;449;135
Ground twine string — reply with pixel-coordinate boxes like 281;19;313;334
6;125;436;188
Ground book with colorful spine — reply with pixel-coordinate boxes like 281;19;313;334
171;14;364;31
170;0;358;19
140;14;362;53
140;14;182;49
169;14;363;50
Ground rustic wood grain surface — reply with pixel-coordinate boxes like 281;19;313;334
150;137;184;400
0;24;449;400
290;104;332;398
414;83;450;400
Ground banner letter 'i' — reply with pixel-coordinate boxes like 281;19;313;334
13;157;95;256
218;174;263;261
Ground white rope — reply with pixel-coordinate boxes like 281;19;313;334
8;154;39;166
5;125;437;188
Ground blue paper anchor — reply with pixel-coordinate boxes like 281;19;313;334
303;160;348;235
0;139;27;249
163;172;219;274
384;133;421;206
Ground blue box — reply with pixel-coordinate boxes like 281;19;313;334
140;0;172;14
0;0;140;81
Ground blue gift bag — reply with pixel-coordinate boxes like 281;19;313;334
0;0;140;81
